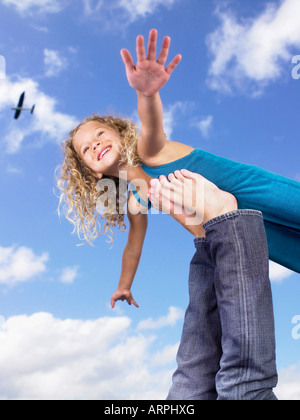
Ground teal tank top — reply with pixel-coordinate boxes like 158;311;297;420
131;149;300;273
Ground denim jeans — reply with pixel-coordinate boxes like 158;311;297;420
167;210;278;400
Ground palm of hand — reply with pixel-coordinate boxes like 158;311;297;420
121;29;181;97
129;61;170;97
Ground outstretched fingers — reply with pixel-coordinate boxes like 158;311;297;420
165;54;182;75
124;29;181;73
120;48;134;72
136;35;147;63
157;36;171;65
147;28;157;61
152;31;182;74
129;298;139;308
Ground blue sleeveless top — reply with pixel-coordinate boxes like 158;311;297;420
131;149;300;273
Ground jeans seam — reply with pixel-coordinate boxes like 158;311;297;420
232;217;250;399
194;237;208;246
203;210;263;231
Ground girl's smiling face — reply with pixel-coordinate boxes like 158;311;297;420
72;121;123;179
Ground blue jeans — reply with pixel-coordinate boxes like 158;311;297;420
167;210;278;400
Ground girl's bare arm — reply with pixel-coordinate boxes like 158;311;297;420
121;29;181;161
111;191;148;308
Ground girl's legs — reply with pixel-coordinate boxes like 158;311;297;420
152;170;278;400
167;238;222;400
204;210;278;400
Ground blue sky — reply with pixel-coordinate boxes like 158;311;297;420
0;0;299;400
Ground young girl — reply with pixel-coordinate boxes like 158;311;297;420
57;29;300;308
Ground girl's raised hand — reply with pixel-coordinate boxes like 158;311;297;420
121;29;182;97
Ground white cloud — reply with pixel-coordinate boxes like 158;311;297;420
0;309;298;400
82;0;181;25
193;115;213;139
269;261;294;283
206;0;300;95
2;0;180;21
6;164;24;176
81;0;102;15
44;49;68;77
276;365;300;400
119;0;179;21
137;306;184;331
0;311;179;399
0;245;48;286
151;343;179;366
163;101;191;139
131;101;191;140
0;55;5;80
2;0;181;27
59;266;79;285
1;0;66;14
0;76;79;154
0;316;5;330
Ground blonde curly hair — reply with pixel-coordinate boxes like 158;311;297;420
56;115;141;245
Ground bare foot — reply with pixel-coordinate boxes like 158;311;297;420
148;171;206;237
148;169;237;237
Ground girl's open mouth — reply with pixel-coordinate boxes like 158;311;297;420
98;146;112;160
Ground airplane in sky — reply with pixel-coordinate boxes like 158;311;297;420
11;92;35;120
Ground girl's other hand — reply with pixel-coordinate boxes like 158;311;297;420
111;288;139;309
